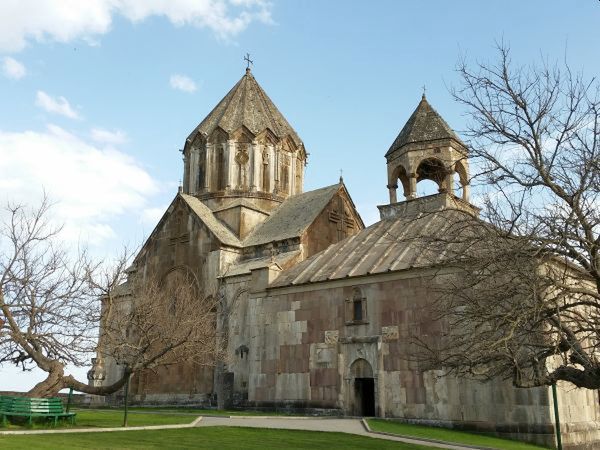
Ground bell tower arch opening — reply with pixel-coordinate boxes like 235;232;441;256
416;157;450;196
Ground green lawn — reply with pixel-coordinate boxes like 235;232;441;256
1;410;193;430
367;419;549;450
0;426;436;449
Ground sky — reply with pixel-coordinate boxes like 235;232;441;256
1;0;600;391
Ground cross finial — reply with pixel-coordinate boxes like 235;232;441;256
421;84;427;99
339;168;343;183
244;53;253;72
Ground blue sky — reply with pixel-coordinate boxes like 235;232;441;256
1;0;599;390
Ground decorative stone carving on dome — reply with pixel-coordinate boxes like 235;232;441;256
208;127;228;144
235;146;250;189
280;137;296;154
257;128;278;146
261;149;270;192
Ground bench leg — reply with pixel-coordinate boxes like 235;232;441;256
1;414;6;427
28;415;32;427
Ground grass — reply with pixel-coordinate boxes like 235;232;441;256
367;419;550;450
1;409;193;430
0;426;437;449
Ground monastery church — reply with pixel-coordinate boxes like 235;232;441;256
94;67;600;449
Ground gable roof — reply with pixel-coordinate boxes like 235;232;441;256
270;208;478;288
187;69;302;146
180;194;242;248
243;183;353;247
386;95;464;157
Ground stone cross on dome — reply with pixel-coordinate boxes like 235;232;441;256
244;53;253;72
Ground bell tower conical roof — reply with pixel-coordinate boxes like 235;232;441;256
187;68;302;146
385;94;464;157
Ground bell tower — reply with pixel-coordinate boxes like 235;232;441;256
386;94;470;203
380;95;478;219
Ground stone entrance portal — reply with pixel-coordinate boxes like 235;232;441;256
354;377;375;416
349;358;375;416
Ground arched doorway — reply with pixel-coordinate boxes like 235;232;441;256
350;358;375;416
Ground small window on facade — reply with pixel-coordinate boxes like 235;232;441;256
346;287;367;324
353;297;363;321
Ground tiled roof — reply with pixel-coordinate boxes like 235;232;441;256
386;95;464;157
243;184;342;247
270;208;480;287
187;69;301;146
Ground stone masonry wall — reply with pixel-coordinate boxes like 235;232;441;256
237;273;600;448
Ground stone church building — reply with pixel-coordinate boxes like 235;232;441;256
94;68;600;448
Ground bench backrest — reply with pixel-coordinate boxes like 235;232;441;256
3;397;65;414
0;395;14;410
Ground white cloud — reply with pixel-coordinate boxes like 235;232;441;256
0;0;273;53
141;206;168;226
91;128;128;145
35;91;81;120
2;56;26;79
0;124;159;245
170;74;197;93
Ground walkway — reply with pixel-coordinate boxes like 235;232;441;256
0;414;486;449
197;416;482;450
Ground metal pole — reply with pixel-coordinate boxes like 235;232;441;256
123;373;131;427
552;382;563;450
66;387;73;413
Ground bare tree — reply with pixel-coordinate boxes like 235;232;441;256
95;267;223;391
412;43;600;390
0;197;222;397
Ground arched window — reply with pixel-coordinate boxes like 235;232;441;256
197;156;205;191
281;156;290;193
346;287;367;324
217;146;226;190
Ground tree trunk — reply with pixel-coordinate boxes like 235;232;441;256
28;364;66;397
27;365;132;398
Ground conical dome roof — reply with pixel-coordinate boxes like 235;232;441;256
187;69;302;146
386;95;464;156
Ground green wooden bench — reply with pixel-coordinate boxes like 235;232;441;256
0;396;14;421
0;396;76;427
